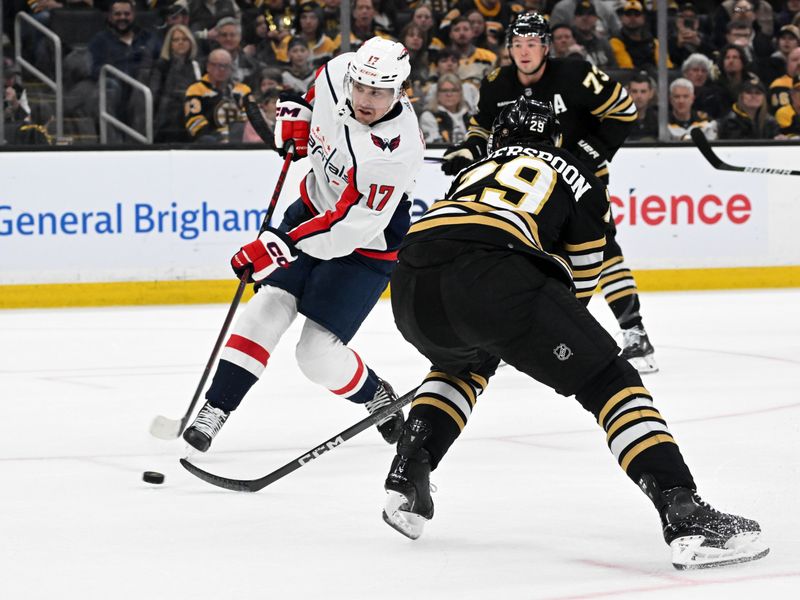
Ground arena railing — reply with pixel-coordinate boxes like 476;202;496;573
14;12;64;141
99;64;154;144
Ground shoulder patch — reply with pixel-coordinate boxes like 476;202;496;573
487;68;500;82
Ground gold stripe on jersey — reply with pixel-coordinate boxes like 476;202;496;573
411;370;487;432
599;269;629;285
605;288;636;303
564;238;605;252
620;434;677;471
597;386;652;428
591;83;637;123
593;387;675;473
595;166;610;178
605;408;664;441
409;213;542;252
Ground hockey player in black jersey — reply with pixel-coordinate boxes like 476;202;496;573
382;97;768;570
441;12;657;374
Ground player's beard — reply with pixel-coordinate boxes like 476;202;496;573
113;19;133;35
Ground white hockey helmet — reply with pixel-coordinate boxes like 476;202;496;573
345;37;410;105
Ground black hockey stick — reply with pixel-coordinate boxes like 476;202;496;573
149;146;295;440
180;386;418;492
243;94;274;145
690;128;800;176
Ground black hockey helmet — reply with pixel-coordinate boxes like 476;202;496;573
488;96;562;152
506;12;551;47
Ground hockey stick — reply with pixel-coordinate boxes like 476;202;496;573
243;94;274;145
690;128;800;176
149;146;295;440
180;386;418;492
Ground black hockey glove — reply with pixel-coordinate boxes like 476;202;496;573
441;136;486;176
574;135;611;181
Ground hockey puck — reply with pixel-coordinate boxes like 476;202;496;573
142;471;165;485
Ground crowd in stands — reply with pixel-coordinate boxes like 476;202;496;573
3;0;800;145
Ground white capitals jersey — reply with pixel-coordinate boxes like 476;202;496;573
286;53;425;261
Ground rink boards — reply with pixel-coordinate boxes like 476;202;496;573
1;145;799;307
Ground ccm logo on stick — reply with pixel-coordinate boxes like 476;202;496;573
298;436;345;465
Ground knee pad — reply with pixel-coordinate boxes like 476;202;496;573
295;320;375;400
219;286;298;377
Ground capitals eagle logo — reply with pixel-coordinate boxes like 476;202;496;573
371;133;401;152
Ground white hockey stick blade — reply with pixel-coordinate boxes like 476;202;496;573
382;491;429;540
670;532;770;570
149;415;184;440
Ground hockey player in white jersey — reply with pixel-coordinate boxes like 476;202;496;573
183;37;425;452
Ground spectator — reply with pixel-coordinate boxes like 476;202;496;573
281;36;316;94
335;0;394;51
439;1;526;36
550;0;621;38
716;79;780;139
682;52;728;119
668;3;715;67
447;15;497;80
3;57;31;125
723;20;773;67
411;2;446;56
161;0;191;31
214;17;257;85
183;47;251;142
572;0;618;69
243;11;282;67
419;72;472;144
424;47;479;113
400;22;432;107
88;0;159;81
550;24;587;60
667;77;717;141
188;0;241;41
149;24;201;142
319;0;344;39
294;1;337;66
716;44;761;111
768;46;800;112
626;70;658;141
88;0;160;140
242;89;279;145
760;24;800;85
712;0;774;48
775;73;800;136
776;0;800;28
252;66;285;95
464;8;502;53
610;1;672;74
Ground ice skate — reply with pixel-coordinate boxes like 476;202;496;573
382;418;434;540
621;326;658;374
182;401;230;452
641;475;769;570
364;379;404;444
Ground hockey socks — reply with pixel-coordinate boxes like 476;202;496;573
575;356;695;491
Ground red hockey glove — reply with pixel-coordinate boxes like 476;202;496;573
274;92;313;160
231;228;298;283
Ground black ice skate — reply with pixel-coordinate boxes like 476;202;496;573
621;326;658;374
382;418;434;540
640;474;769;570
364;379;404;444
182;401;230;452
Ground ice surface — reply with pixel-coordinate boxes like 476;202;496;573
1;290;798;599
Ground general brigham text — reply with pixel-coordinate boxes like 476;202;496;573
0;203;269;240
